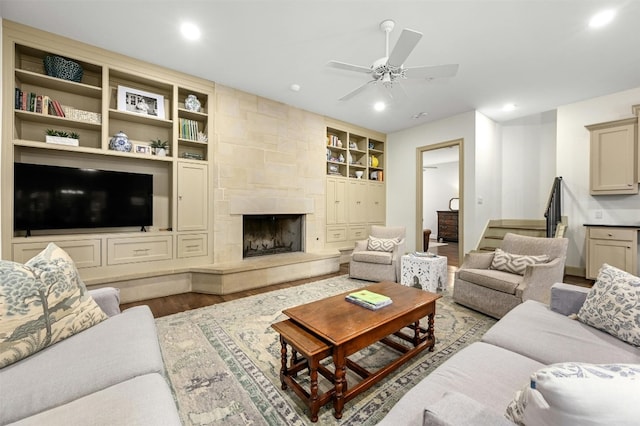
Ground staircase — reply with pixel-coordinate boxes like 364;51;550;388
476;177;567;252
476;219;548;252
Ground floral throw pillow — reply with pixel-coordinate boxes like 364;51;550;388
577;263;640;346
505;362;640;426
489;248;549;275
0;243;107;368
367;236;400;252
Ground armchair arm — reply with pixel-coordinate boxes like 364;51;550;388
459;251;495;270
550;283;590;316
89;287;121;317
521;257;566;304
353;239;368;252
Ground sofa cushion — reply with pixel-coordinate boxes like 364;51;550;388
367;236;400;252
0;243;107;368
377;342;543;426
352;250;393;265
457;268;522;295
481;300;640;365
490;248;549;275
423;391;514;426
505;363;640;426
577;263;640;347
8;373;181;426
0;305;164;424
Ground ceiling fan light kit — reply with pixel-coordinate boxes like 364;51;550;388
328;19;459;102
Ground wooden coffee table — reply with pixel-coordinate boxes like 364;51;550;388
280;281;441;419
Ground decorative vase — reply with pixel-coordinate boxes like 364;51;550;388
109;130;131;152
185;94;201;112
155;148;167;157
371;155;379;167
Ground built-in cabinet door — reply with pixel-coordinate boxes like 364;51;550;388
348;180;368;224
586;227;638;279
326;177;347;225
367;182;385;223
587;118;638;195
177;162;208;231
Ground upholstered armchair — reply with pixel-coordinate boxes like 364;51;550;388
453;233;568;319
349;225;406;283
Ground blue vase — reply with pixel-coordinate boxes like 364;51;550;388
109;131;132;152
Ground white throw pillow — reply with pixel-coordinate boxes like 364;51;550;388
489;248;549;275
505;363;640;426
577;263;640;346
367;236;400;252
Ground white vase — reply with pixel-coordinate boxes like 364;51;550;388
155;148;167;157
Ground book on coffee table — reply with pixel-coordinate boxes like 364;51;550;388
346;290;392;310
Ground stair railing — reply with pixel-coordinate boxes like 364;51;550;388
544;177;563;237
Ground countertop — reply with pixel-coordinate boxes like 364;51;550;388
583;224;640;228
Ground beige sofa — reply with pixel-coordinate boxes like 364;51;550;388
378;282;640;425
1;288;180;426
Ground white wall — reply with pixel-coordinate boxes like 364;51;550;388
472;112;502;248
557;87;640;272
501;110;557;218
387;111;477;254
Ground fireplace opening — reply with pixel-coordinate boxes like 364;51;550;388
243;214;303;258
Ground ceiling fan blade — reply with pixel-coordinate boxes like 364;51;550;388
404;64;459;80
339;80;375;101
327;60;372;74
387;28;422;67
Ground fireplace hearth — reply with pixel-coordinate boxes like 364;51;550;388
243;214;303;258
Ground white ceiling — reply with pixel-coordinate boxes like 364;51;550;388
2;1;640;134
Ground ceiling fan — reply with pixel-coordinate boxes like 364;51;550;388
328;19;459;102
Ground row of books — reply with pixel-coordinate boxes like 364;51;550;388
345;290;392;311
15;88;66;117
179;118;200;141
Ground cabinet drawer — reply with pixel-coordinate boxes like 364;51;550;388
177;234;208;258
326;226;347;243
348;226;367;241
589;228;635;241
107;235;173;265
12;239;101;269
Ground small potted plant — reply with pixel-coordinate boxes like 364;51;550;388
45;129;79;146
150;139;169;156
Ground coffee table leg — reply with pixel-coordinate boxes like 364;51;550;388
309;357;320;422
279;335;288;390
427;312;436;351
332;346;346;419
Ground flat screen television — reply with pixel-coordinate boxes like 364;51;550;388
14;163;153;232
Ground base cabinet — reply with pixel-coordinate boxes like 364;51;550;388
437;211;459;242
585;226;638;279
13;239;102;269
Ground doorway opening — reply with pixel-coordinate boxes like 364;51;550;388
416;139;464;265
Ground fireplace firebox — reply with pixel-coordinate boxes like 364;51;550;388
243;214;303;258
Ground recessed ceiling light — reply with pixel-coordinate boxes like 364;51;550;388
374;101;386;111
290;84;301;92
589;9;616;28
502;103;517;112
180;22;201;40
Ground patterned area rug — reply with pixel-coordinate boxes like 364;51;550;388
155;275;496;425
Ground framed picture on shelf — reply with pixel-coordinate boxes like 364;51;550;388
134;144;151;155
117;85;165;119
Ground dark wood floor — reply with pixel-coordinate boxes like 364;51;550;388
121;241;592;318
